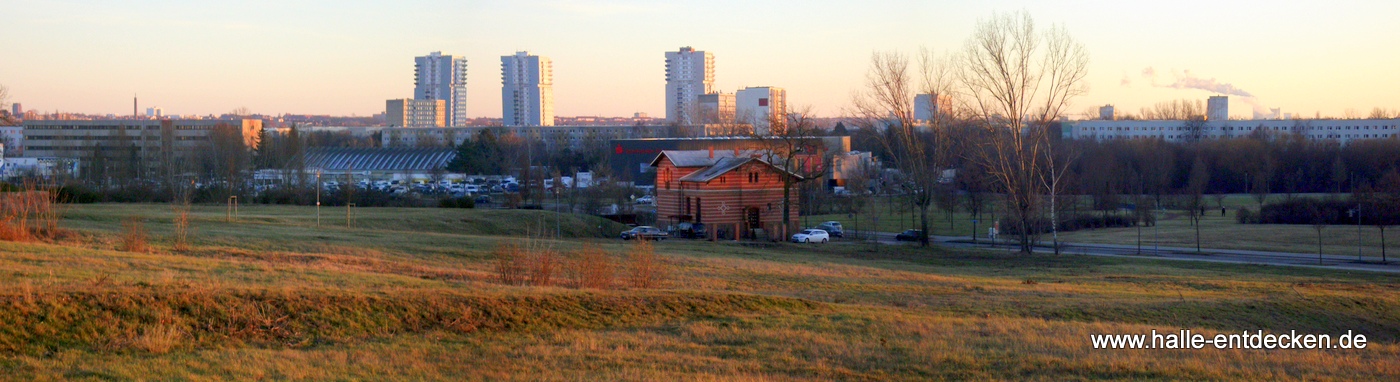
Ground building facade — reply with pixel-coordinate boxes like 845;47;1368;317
386;99;446;127
1067;118;1400;144
0;126;22;157
382;124;705;151
22;119;262;177
501;51;554;127
415;51;469;127
697;92;735;124
664;47;715;124
652;149;802;241
736;87;787;135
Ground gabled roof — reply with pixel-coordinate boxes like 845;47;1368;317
649;149;753;167
651;149;804;183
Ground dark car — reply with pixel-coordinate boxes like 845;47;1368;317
895;229;924;242
670;222;708;239
620;226;668;241
817;221;844;238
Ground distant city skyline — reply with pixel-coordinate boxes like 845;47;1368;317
2;1;1399;120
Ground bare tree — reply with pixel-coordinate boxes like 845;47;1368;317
1185;155;1211;253
752;108;829;238
851;51;956;246
957;11;1089;253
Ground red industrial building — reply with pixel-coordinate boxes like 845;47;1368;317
651;148;803;241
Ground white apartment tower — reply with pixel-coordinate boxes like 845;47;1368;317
736;87;787;135
665;47;715;124
1207;96;1229;121
501;51;555;127
414;51;469;127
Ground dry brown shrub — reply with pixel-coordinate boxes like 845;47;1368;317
119;217;149;253
526;243;560;287
566;244;614;289
0;181;63;242
172;203;192;252
494;241;529;286
626;239;667;289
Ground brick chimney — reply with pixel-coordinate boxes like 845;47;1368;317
708;146;714;159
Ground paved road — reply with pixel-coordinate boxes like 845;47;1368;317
845;230;1400;274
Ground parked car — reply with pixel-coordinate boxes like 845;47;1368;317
791;229;830;243
895;229;924;242
817;221;844;238
670;222;707;239
620;226;668;241
635;195;655;205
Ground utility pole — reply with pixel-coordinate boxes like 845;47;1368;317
316;169;321;228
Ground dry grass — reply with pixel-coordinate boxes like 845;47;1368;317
118;217;149;253
0;203;1396;380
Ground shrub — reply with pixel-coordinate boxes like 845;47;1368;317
1236;207;1258;224
119;217;149;253
438;197;475;209
526;242;559;287
172;204;192;252
1252;198;1352;225
493;242;529;286
625;239;666;289
566;244;614;289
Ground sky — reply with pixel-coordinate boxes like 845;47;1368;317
3;0;1399;120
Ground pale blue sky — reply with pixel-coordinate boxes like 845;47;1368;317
3;0;1398;119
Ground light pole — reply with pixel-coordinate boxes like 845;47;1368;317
316;170;321;228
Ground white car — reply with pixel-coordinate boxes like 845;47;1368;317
635;195;655;205
791;229;830;243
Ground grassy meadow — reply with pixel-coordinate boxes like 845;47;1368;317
0;203;1397;380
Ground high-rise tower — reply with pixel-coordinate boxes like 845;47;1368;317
664;47;715;124
501;52;554;127
415;52;469;127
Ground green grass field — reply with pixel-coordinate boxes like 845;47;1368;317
808;194;1400;259
0;203;1396;380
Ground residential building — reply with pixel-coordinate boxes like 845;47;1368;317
697;92;735;124
0;126;22;157
1207;95;1229;121
914;93;953;122
652;149;803;240
145;107;163;118
11;103;20;117
665;47;715;124
1098;105;1115;120
501;51;554;126
415;51;469;126
1067;118;1400;144
736;87;787;135
386;99;446;127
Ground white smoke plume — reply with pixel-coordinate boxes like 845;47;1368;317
1141;67;1267;115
